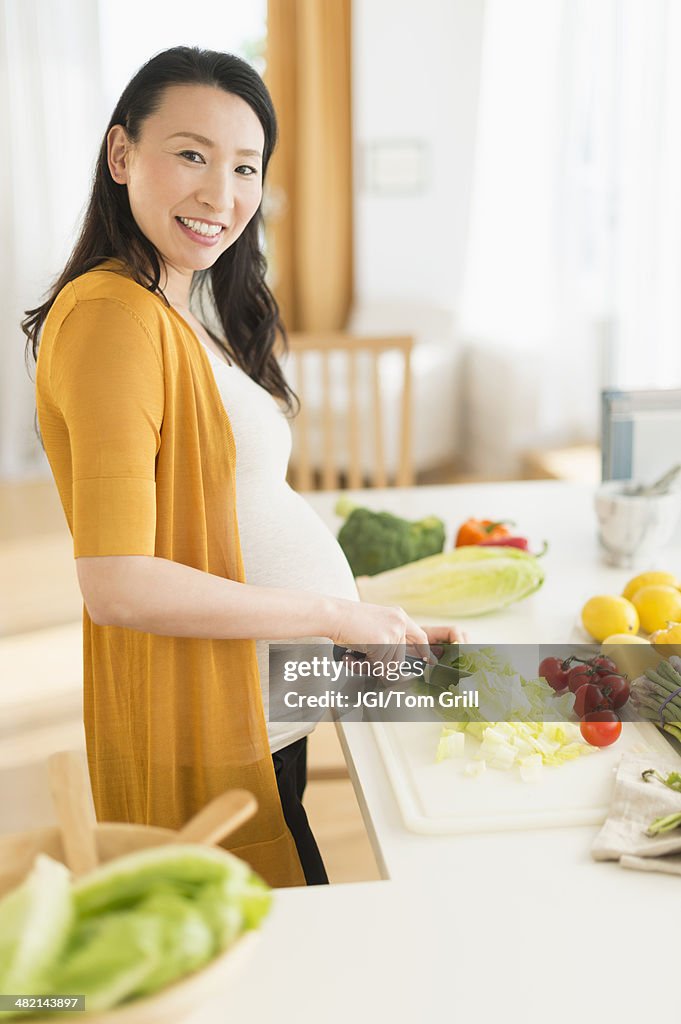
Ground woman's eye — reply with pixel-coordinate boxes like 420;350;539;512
179;150;205;164
236;165;259;177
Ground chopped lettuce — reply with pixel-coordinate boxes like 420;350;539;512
436;720;595;778
436;731;465;762
433;649;594;778
518;754;543;783
478;726;518;771
435;647;576;724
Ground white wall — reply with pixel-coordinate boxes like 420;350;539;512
352;0;485;314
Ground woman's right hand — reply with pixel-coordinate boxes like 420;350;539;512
326;597;433;666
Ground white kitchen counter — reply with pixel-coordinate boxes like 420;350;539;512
210;867;676;1024
221;481;681;1024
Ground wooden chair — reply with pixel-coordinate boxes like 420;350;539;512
285;332;414;490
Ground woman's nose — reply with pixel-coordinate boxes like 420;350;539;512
196;170;235;219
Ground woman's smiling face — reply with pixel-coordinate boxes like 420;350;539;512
107;83;265;281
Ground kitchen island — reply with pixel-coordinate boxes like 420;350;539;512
218;481;681;1024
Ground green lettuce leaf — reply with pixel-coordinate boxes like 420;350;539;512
50;910;164;1011
72;844;253;918
130;891;214;997
0;855;72;996
358;546;545;617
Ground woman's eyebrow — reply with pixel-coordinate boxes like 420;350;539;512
167;131;214;146
166;131;262;158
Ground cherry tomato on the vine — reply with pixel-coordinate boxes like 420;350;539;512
573;682;609;718
568;663;595;693
580;711;622;748
538;657;570;692
598;673;630;710
590;655;618;677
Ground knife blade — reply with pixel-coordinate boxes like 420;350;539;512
332;645;461;687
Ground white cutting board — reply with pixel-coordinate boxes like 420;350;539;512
372;719;681;835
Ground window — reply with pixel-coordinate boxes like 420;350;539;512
97;0;266;112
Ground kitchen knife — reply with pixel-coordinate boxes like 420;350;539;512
332;645;461;687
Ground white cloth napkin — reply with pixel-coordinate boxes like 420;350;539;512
591;752;681;875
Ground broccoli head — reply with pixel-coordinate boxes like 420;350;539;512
335;499;446;577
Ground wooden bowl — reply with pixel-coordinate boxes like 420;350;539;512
0;813;262;1021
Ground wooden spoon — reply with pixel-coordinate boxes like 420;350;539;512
175;789;257;846
47;750;99;878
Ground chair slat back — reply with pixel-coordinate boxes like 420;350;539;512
286;332;414;489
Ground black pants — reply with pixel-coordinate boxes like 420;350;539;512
272;736;329;885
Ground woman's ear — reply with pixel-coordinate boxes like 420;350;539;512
107;125;132;184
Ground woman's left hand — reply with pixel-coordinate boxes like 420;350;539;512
421;624;469;662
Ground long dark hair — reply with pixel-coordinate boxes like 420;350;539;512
22;45;297;419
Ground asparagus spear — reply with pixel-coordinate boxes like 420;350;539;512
631;657;681;740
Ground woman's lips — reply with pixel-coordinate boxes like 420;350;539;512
175;217;225;247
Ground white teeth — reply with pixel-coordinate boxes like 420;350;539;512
178;216;223;237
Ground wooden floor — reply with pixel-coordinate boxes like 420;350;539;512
0;477;381;885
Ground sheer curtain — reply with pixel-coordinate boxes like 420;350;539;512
0;0;105;479
458;0;681;474
611;0;681;386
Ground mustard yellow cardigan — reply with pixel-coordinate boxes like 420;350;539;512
36;258;305;887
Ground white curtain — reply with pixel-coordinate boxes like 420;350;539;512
611;1;681;386
458;0;681;474
0;0;105;479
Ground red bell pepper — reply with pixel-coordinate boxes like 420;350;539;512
478;536;548;557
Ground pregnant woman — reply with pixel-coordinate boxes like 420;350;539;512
24;47;464;886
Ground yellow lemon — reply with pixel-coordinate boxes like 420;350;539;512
652;622;681;644
601;634;654;676
602;633;650;645
581;595;639;642
622;571;679;602
632;585;681;634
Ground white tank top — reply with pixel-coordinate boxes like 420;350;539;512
198;341;359;752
